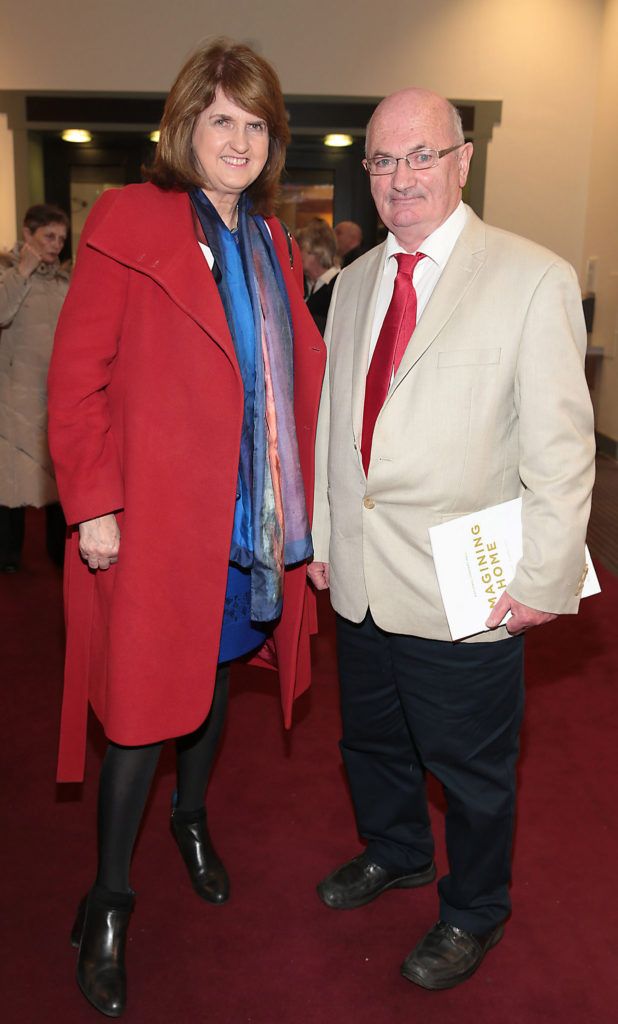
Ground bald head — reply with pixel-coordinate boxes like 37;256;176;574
334;220;363;258
365;88;472;252
366;89;464;155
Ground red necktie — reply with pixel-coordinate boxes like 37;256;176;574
361;251;425;474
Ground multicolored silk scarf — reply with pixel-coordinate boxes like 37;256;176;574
190;189;313;623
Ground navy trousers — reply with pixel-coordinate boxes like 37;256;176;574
336;611;525;933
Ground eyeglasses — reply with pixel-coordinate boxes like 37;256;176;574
362;143;465;176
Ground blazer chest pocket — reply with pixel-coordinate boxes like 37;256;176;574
437;348;501;368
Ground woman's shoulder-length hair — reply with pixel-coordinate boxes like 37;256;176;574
145;38;290;218
297;219;338;269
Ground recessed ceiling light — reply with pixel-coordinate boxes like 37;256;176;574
61;129;92;144
323;133;354;148
149;130;160;143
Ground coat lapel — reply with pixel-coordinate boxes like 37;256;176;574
351;243;387;441
387;210;487;401
86;184;238;371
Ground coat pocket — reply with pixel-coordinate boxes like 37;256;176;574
437;348;501;368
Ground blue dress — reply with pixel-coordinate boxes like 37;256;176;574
218;563;269;663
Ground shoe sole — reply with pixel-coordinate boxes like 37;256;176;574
318;862;437;910
401;924;504;990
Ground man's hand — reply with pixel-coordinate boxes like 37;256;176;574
486;591;557;635
78;514;120;571
307;561;330;590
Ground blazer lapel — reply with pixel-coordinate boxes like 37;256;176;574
86;185;238;370
351;243;387;442
388;209;487;399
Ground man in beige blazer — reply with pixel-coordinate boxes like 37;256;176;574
308;88;595;991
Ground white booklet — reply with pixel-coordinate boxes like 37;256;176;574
428;497;601;641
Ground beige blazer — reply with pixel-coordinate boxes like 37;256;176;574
312;207;596;643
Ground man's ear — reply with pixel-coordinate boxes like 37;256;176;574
458;142;474;188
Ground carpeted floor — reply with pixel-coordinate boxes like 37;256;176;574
1;509;617;1023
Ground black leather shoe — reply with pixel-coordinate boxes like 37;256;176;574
317;852;436;910
401;920;504;990
74;889;134;1017
171;808;229;904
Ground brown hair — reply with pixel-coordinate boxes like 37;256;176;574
23;204;70;233
145;38;290;216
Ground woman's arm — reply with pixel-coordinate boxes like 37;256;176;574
48;191;127;528
0;244;46;326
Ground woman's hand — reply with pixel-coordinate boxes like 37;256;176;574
78;514;120;571
17;242;42;279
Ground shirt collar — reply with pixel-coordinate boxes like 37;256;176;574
385;200;467;268
311;265;339;293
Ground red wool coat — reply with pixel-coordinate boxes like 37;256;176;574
48;183;326;782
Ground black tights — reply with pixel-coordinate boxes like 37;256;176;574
96;664;230;893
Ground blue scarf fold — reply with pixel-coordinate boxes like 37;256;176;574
190;189;313;622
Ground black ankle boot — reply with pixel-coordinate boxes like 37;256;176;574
70;895;87;949
72;886;134;1017
171;807;229;904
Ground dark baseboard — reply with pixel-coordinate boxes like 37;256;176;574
595;431;618;460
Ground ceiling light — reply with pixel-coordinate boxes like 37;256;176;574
61;129;92;144
323;133;354;148
149;130;160;143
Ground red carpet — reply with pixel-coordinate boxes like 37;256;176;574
1;509;617;1023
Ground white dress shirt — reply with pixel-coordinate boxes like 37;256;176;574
308;265;339;296
368;201;468;367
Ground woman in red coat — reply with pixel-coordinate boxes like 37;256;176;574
48;39;325;1017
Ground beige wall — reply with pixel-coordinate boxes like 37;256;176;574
582;0;618;444
0;114;16;247
1;0;616;435
0;0;605;264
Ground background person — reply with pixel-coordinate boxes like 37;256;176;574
309;87;595;991
297;219;339;333
334;219;364;267
0;204;69;571
48;39;325;1018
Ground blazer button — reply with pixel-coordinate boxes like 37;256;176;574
363;497;375;510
